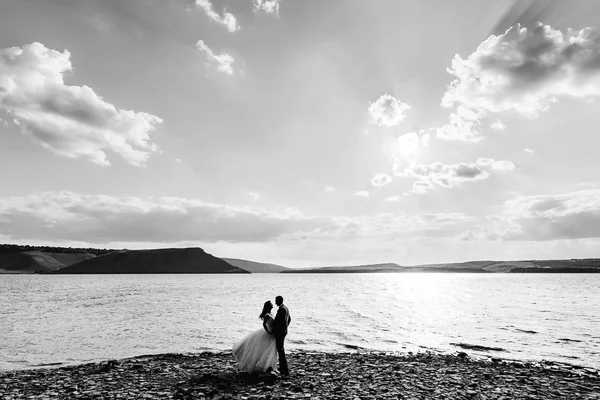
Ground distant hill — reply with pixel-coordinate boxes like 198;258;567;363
223;258;289;273
282;259;600;273
0;251;96;273
281;263;409;273
47;248;248;274
2;243;600;274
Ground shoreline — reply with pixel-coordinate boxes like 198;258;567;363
4;341;598;373
1;351;599;399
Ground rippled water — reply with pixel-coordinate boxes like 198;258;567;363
1;273;599;370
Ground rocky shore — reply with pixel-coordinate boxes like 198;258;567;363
1;351;599;399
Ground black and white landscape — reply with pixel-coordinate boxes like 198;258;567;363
2;0;600;399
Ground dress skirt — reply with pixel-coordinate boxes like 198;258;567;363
232;328;278;373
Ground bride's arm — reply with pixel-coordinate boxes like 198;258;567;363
262;316;270;334
263;315;274;334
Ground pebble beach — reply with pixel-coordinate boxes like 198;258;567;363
1;351;599;399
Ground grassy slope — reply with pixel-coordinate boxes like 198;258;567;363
0;251;96;273
223;258;289;273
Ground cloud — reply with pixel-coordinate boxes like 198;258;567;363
385;196;400;202
397;158;515;193
0;192;336;244
435;105;483;142
392;130;431;174
476;158;516;171
439;23;600;141
404;162;489;192
524;148;534;154
354;191;370;197
489;189;600;241
0;192;472;245
371;173;392;188
305;212;472;242
325;186;335;193
196;40;235;75
490;120;507;131
459;230;478;241
195;0;239;33
0;42;162;166
396;131;430;159
368;94;410;127
253;0;280;15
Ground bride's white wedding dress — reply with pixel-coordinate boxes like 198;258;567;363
232;313;278;373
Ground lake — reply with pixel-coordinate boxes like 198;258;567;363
1;273;599;371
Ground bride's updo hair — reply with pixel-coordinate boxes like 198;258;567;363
259;300;273;320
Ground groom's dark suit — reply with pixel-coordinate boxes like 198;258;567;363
273;304;291;375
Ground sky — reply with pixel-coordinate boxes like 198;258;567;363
2;0;600;267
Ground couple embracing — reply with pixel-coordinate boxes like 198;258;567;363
232;296;292;376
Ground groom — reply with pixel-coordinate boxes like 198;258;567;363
273;295;291;376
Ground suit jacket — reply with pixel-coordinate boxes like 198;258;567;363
274;304;291;338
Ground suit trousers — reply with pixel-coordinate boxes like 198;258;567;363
275;334;289;375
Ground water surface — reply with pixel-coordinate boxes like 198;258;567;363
1;273;598;370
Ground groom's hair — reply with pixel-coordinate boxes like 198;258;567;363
275;295;283;306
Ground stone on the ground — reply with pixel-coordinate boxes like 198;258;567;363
0;351;599;399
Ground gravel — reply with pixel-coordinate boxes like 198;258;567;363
1;350;599;399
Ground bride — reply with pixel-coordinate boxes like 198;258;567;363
232;300;278;374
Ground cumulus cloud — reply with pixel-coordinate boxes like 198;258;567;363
385;196;400;202
435;106;483;142
253;0;280;15
371;173;392;188
196;40;235;75
403;162;489;193
0;192;472;244
439;23;600;141
0;42;162;166
195;0;239;33
368;94;410;127
325;186;335;193
489;189;600;241
524;148;535;154
397;158;515;193
354;191;370;197
444;23;600;115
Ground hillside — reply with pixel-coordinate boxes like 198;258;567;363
48;248;248;274
282;259;600;273
223;258;289;273
0;251;96;273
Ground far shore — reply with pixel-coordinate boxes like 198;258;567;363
1;351;599;399
3;244;600;274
